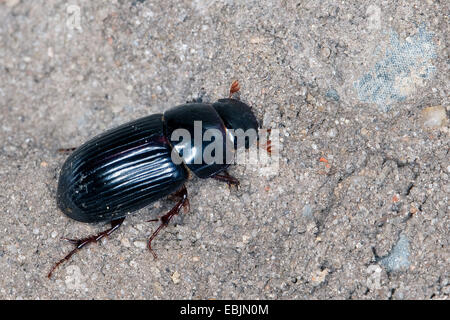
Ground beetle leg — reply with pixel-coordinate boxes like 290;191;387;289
47;217;125;278
257;128;272;155
258;139;272;155
211;170;240;188
166;186;190;213
147;185;188;259
58;147;77;153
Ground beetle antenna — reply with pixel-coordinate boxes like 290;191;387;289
229;80;240;99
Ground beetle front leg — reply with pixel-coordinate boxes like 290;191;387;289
47;217;125;278
147;185;189;259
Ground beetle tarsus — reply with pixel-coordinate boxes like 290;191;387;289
212;170;240;188
58;147;77;154
147;185;189;259
47;217;125;278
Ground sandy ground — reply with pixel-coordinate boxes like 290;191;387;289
0;0;448;299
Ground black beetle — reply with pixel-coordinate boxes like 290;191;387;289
48;81;259;277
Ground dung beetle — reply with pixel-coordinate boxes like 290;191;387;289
48;81;260;278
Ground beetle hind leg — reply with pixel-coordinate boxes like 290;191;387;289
47;217;125;278
146;185;189;259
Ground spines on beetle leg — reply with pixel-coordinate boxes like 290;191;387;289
57;114;188;223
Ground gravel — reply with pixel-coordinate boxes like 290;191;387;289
0;0;448;299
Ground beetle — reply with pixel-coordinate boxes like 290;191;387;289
48;81;259;278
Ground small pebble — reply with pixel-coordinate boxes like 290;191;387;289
121;238;131;247
311;269;329;285
133;241;147;249
171;271;181;284
5;0;20;7
320;47;331;58
421;106;447;129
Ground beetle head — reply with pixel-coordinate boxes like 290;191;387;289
212;98;259;149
